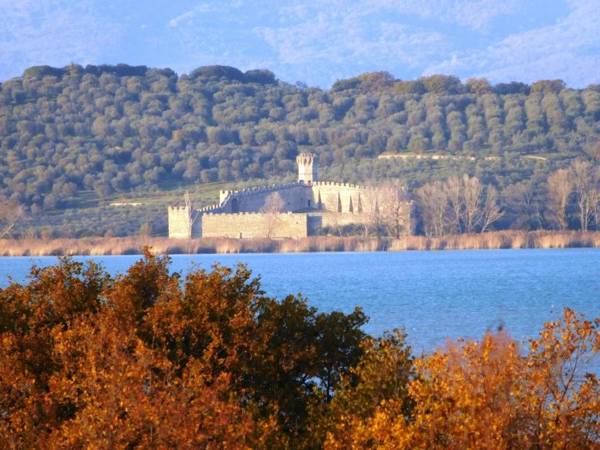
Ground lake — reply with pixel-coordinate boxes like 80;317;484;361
1;249;599;353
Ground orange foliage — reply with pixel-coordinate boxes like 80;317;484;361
1;251;598;449
0;255;262;448
327;309;600;450
0;250;366;448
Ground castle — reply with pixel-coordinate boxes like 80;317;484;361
168;153;410;239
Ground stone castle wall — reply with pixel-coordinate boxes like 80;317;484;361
210;181;381;216
310;182;379;214
305;212;371;234
219;183;310;213
202;212;308;239
319;211;371;227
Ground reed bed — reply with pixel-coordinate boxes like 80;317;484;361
1;231;600;256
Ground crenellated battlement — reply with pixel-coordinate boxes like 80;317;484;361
296;152;316;166
197;203;224;213
168;205;190;212
204;211;300;217
312;181;367;190
220;182;303;198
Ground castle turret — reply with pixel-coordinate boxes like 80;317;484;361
296;152;318;184
168;206;192;239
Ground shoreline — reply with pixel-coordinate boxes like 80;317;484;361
1;231;600;256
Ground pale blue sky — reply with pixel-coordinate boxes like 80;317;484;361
1;0;599;87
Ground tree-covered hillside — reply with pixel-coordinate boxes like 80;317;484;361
2;64;600;216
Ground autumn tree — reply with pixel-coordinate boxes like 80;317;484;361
328;308;600;449
0;251;368;448
324;330;415;449
0;258;110;448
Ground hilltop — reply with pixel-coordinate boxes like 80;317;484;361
1;64;599;236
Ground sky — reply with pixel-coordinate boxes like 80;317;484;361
0;0;599;88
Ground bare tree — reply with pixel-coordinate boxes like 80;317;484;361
378;180;410;238
417;176;501;236
462;175;483;233
444;176;462;233
262;191;285;213
416;181;449;237
569;160;598;231
363;189;384;238
546;169;572;230
261;192;285;238
479;186;503;232
0;196;24;239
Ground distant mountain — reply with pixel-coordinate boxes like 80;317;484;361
1;64;599;213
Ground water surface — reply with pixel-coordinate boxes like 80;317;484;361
1;249;598;353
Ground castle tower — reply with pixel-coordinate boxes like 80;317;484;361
168;206;192;239
296;152;318;184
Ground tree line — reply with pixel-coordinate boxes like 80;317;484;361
1;64;599;218
410;159;600;236
1;254;598;448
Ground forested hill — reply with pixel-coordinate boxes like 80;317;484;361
1;64;600;213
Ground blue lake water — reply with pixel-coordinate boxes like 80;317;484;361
1;249;599;354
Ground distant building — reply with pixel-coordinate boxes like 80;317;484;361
168;153;410;239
